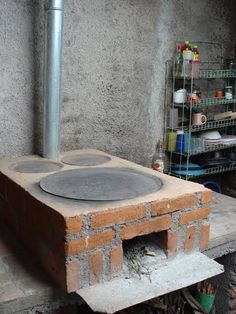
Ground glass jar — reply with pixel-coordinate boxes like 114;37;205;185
225;86;233;100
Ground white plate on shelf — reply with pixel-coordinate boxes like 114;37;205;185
219;135;236;144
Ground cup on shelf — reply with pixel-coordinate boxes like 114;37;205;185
215;90;223;99
190;136;205;153
167;131;177;152
173;89;187;103
192;112;207;125
184;132;190;153
176;130;185;153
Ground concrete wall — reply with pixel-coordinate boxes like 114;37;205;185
0;0;235;165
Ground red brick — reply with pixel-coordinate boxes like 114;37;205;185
38;242;66;289
121;215;171;240
65;238;86;256
0;172;6;199
65;231;116;256
152;194;196;216
25;193;52;242
3;208;19;232
66;260;81;292
0;201;19;233
89;251;104;285
200;224;210;251
87;230;115;250
185;225;196;253
5;178;25;215
179;207;211;225
110;246;123;277
19;221;38;252
166;230;179;256
52;211;83;235
90;205;146;229
201;190;213;204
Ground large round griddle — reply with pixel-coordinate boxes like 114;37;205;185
40;167;163;201
61;154;111;167
9;160;63;173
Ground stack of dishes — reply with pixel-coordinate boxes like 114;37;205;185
199;131;221;148
219;135;236;145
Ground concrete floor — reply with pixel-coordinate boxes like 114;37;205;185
0;225;81;314
0;192;235;313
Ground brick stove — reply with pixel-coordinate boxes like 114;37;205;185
0;149;223;311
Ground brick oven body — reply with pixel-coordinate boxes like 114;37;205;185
0;150;212;293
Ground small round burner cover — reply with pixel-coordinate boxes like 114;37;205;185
61;154;111;167
40;167;163;201
9;160;63;173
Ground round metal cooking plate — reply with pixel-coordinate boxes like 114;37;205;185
40;167;163;201
61;154;111;167
9;160;63;173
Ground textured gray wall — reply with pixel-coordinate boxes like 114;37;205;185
0;0;235;165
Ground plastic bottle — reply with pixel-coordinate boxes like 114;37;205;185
192;45;199;61
181;41;192;52
152;140;165;172
174;44;183;77
191;45;200;78
182;41;193;77
182;41;193;59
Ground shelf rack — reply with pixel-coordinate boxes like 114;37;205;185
174;69;236;80
190;119;236;132
200;69;236;79
164;41;236;182
174;98;236;109
170;163;236;179
170;143;236;157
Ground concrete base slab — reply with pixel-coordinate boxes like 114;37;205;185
207;192;236;258
77;252;224;313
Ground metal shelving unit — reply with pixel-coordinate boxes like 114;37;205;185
190;119;236;132
200;69;236;79
174;97;236;108
164;41;236;181
172;143;236;157
174;70;236;80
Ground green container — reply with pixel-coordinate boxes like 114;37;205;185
197;291;215;313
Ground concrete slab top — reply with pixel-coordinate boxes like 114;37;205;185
0;149;206;217
208;192;236;257
77;252;223;313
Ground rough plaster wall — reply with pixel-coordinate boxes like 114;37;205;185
0;0;35;158
0;0;235;165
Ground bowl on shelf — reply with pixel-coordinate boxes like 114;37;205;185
173;89;187;103
199;130;221;140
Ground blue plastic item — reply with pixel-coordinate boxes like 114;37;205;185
172;169;205;176
172;162;201;170
203;181;222;193
176;131;185;153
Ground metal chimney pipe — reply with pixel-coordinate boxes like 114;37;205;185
43;0;64;160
